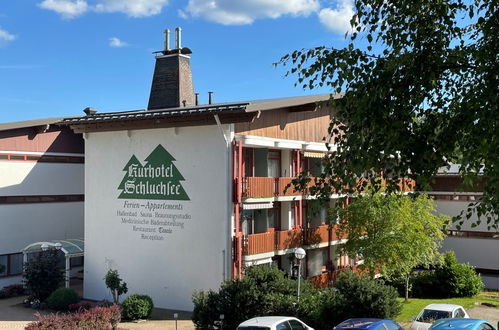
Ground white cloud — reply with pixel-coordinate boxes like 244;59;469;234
94;0;169;17
109;37;128;48
318;0;355;34
184;0;320;25
38;0;89;19
38;0;169;18
0;28;16;46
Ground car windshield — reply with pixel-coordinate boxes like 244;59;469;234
417;309;452;323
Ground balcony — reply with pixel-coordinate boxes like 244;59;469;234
308;266;360;288
243;225;345;256
241;177;309;199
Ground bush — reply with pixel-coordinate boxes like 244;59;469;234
25;304;121;330
435;251;484;297
193;265;316;329
398;252;485;299
46;288;80;311
327;270;401;325
192;266;401;330
121;294;154;320
23;250;64;301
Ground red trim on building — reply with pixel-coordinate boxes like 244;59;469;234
0;194;84;205
0;153;84;164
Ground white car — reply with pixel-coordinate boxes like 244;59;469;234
237;316;314;330
410;304;469;330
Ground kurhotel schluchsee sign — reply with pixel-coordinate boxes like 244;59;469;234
116;144;191;241
118;144;190;200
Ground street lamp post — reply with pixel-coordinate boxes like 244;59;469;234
294;247;306;302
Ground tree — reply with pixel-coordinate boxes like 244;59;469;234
279;0;498;229
336;191;448;300
104;269;128;304
23;250;65;301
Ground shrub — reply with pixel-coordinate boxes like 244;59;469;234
46;288;80;311
434;251;484;297
23;250;64;301
104;269;128;304
25;304;121;330
330;270;401;323
121;294;154;320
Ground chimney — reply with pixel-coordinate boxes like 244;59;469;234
147;28;195;110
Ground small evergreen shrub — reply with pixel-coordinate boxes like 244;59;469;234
46;288;80;311
25;304;121;330
121;294;154;320
23;250;64;301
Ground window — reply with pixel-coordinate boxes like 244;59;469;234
0;253;23;277
288;320;306;330
417;309;451;322
454;309;466;318
479;324;493;330
276;321;292;330
70;256;84;268
267;150;281;178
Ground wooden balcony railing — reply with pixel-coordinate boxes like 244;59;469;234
276;228;303;250
244;232;276;255
243;225;347;256
277;177;302;196
308;267;355;288
242;177;275;198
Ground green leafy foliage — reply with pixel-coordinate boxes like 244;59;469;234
337;191;448;299
279;0;498;230
434;251;484;297
121;294;154;320
46;287;80;311
192;266;401;330
104;269;128;304
23;251;64;301
388;251;484;298
326;271;402;325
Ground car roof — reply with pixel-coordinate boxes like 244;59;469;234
335;318;392;329
238;316;301;327
430;318;492;330
423;304;464;312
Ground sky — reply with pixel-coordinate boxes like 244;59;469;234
0;0;354;123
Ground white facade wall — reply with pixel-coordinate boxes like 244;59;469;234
0;162;84;195
83;125;232;311
0;161;84;288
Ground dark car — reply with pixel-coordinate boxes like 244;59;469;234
334;318;404;330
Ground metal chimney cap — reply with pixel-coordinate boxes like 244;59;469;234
83;107;97;116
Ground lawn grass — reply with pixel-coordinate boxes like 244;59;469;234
395;293;499;323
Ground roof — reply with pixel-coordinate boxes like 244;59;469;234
58;93;339;132
59;102;249;125
22;239;84;257
430;319;493;330
335;319;388;329
423;304;464;312
238;316;302;327
245;93;338;112
0;117;63;132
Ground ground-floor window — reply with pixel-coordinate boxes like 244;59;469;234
0;253;23;277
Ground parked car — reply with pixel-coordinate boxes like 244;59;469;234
410;304;469;330
333;318;404;330
429;318;497;330
237;316;314;330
